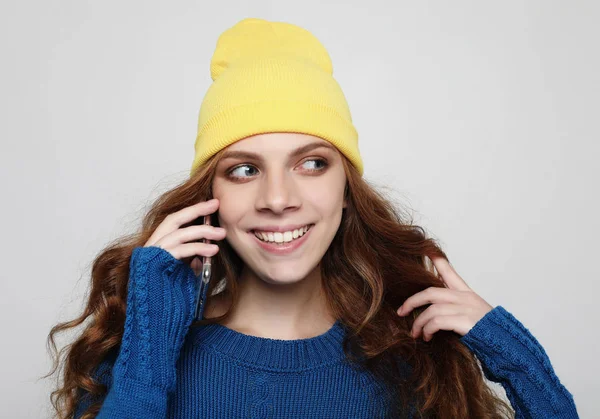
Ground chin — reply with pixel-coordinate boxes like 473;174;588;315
235;253;319;284
257;264;318;285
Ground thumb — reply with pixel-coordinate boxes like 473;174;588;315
190;256;202;277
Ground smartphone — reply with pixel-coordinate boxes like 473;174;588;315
193;214;213;320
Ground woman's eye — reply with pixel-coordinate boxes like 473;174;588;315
301;158;328;171
229;165;258;179
226;159;328;180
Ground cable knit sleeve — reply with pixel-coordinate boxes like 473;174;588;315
459;305;579;418
87;246;199;419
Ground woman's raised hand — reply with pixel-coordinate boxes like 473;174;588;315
100;199;229;399
143;198;227;268
396;256;494;342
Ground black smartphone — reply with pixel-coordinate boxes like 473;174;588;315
194;214;214;320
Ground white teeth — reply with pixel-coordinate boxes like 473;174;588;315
254;225;312;243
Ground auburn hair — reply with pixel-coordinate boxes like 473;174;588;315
44;148;514;418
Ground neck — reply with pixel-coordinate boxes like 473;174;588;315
209;264;336;340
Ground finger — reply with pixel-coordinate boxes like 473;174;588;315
154;224;226;250
409;303;460;339
147;199;220;246
420;314;470;341
157;225;225;257
397;287;460;316
167;241;220;261
430;256;471;291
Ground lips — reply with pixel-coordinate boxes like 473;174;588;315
249;223;313;233
252;224;313;244
249;224;314;255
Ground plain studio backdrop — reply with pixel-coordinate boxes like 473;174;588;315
1;1;597;417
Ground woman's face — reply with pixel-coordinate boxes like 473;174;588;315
212;132;347;285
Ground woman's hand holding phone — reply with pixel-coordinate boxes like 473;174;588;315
102;198;227;410
143;198;226;263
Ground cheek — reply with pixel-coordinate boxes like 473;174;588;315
215;200;242;229
307;185;345;215
309;169;346;207
212;181;244;228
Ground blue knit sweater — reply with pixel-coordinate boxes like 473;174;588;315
74;246;579;418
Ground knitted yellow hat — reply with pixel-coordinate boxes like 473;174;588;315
189;18;363;177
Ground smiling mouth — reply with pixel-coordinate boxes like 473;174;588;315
251;224;314;245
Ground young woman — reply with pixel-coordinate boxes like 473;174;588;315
46;18;578;418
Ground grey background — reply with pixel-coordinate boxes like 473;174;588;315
1;1;597;417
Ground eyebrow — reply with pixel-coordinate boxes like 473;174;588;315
220;141;337;162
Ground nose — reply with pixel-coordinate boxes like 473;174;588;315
255;168;301;214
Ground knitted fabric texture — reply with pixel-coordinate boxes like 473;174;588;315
74;246;579;418
189;17;362;177
107;247;198;394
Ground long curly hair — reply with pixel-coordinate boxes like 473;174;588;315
44;148;514;418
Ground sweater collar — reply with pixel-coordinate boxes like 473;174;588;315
189;319;348;372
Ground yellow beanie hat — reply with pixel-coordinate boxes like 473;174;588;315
189;18;363;177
